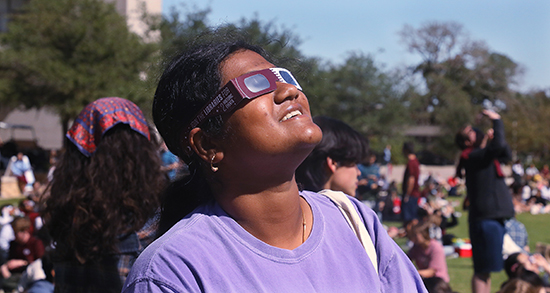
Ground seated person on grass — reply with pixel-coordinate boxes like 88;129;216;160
503;252;550;290
0;216;44;291
407;221;450;284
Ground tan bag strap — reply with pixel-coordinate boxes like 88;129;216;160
319;189;378;274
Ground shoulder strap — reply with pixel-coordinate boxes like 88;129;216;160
318;189;378;274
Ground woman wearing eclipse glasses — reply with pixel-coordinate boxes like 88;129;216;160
123;37;426;292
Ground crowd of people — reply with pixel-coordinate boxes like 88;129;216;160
0;34;548;293
0;192;52;292
510;161;550;215
350;109;550;293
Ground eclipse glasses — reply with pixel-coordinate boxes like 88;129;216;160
183;67;301;155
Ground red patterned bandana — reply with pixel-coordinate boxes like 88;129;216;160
66;97;150;157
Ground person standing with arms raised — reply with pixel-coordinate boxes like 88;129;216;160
455;109;515;293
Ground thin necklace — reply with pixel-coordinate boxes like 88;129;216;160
300;201;307;243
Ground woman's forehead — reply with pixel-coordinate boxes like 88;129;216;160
220;50;274;84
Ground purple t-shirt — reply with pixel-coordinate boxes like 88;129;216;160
122;191;427;293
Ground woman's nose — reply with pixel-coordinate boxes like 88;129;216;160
273;82;300;104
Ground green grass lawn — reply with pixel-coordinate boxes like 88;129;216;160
0;196;25;208
384;201;550;293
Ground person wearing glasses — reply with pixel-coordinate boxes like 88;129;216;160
123;37;426;293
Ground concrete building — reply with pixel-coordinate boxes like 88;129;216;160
104;0;161;39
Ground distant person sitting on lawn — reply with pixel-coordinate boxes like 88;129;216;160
503;252;550;290
407;221;450;284
1;216;44;292
7;152;36;194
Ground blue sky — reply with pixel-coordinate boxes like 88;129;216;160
162;0;549;92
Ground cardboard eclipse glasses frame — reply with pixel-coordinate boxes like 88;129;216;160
183;67;302;155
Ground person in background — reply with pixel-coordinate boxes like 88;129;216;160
46;150;58;183
505;217;530;253
512;160;525;186
402;141;421;224
383;144;392;177
1;216;44;292
423;277;458;293
122;37;427;292
160;142;182;181
296;115;368;197
525;164;539;181
541;164;550;180
357;153;381;199
498;278;545;293
0;204;17;262
455;109;515;293
19;198;42;235
15;251;54;293
502;252;550;291
41;97;167;293
7;152;36;194
407;221;450;284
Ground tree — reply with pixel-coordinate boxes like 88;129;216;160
155;6;307;69
306;53;409;142
0;0;158;135
399;21;523;160
503;90;550;162
154;8;413;154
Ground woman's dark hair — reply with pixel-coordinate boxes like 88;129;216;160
455;126;484;150
402;141;415;155
504;253;546;289
42;124;166;262
505;253;522;278
410;220;431;241
153;37;269;235
295;116;368;192
500;278;542;293
422;277;455;293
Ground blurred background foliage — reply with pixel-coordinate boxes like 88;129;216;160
0;0;548;165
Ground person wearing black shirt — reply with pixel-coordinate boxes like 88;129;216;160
455;109;515;293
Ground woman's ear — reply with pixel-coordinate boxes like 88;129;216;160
325;157;338;174
189;128;222;164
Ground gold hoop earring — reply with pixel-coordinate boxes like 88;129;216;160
210;155;219;172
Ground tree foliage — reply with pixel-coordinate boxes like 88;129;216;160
306;53;409;143
503;90;550;162
399;21;526;160
2;2;547;163
155;7;411;152
0;0;158;134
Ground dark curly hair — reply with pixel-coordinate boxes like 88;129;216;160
295;116;368;192
153;36;269;235
42;124;166;262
